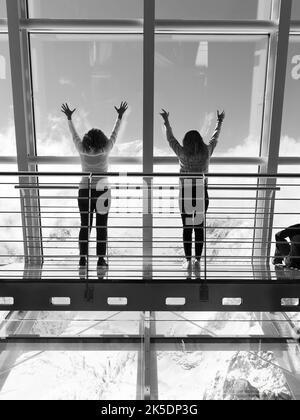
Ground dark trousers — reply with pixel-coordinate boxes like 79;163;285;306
180;181;209;260
78;188;110;259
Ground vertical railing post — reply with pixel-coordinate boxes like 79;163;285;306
143;0;155;280
87;174;92;281
203;175;207;282
6;0;43;268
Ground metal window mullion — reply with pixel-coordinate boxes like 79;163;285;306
143;0;155;280
253;0;292;262
6;0;43;266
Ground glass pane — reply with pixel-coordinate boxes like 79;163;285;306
0;0;6;18
272;168;300;266
0;172;23;272
154;312;295;337
30;34;143;157
156;0;272;20
156;345;296;400
292;1;300;20
0;34;16;156
153;165;259;279
0;312;141;336
36;166;143;280
281;36;300;156
28;0;142;19
154;35;268;157
0;350;139;400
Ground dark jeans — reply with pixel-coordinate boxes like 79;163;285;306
180;180;209;260
78;188;110;259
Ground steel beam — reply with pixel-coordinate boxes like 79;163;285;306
0;336;297;352
0;280;300;312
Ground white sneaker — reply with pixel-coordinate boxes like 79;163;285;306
182;260;192;271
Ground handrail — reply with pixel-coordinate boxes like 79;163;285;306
0;171;299;178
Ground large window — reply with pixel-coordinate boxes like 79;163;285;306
0;0;6;18
0;34;16;156
30;34;143;158
156;0;272;21
154;35;268;157
292;1;300;20
28;0;143;19
281;36;300;156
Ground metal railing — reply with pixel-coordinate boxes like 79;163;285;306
0;171;299;282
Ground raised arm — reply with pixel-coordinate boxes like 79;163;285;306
209;110;225;156
106;101;128;152
61;103;83;153
160;109;183;157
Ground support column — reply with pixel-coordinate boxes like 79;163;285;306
6;0;43;267
143;0;155;279
253;0;292;264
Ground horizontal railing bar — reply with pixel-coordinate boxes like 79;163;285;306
0;196;290;202
16;19;278;34
20;18;144;32
14;185;281;191
0;225;294;229
2;156;300;165
1;171;300;178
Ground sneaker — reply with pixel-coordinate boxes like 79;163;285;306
97;258;109;268
182;260;192;271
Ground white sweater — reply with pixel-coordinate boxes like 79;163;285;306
68;118;121;189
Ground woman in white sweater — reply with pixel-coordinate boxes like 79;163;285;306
61;102;128;268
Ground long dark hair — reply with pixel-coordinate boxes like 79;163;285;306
183;130;209;158
82;129;108;154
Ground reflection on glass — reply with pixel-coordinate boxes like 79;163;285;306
0;34;16;156
28;0;142;19
30;34;143;157
156;0;272;20
281;37;300;156
154;35;268;157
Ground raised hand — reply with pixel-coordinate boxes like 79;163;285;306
160;109;170;124
217;110;225;122
115;101;128;119
61;103;76;120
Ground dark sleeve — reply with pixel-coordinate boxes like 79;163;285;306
276;225;300;241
